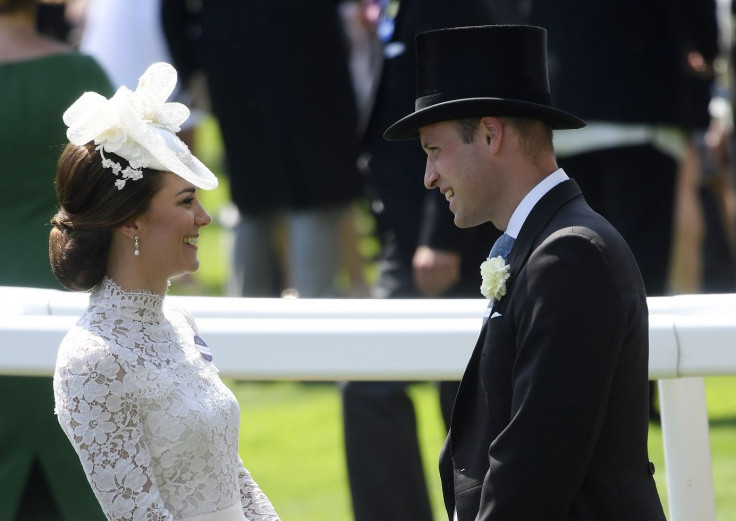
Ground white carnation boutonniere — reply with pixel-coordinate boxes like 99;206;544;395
480;256;511;301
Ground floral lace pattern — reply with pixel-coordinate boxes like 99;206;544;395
54;277;279;521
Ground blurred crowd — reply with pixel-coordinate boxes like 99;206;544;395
1;0;735;520
12;0;736;301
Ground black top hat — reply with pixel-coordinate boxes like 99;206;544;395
384;25;585;141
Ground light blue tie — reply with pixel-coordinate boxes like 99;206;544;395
489;233;515;262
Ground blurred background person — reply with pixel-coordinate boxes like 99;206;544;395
527;0;719;421
34;0;72;42
0;0;111;519
339;2;500;520
669;0;736;296
66;0;205;154
76;0;171;89
161;0;364;299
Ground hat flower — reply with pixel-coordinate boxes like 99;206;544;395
62;62;218;190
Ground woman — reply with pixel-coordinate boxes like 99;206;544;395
51;62;280;521
0;0;112;519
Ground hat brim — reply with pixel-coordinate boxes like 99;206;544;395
118;98;219;190
383;98;586;141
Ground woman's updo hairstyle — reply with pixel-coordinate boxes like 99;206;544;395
49;142;165;291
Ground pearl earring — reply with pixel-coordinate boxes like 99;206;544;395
134;235;140;256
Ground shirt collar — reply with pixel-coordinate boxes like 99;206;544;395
505;168;569;239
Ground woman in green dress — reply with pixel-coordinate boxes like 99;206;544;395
0;1;112;519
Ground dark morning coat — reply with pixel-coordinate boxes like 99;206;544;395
361;0;499;295
161;0;363;215
529;0;717;129
439;180;666;521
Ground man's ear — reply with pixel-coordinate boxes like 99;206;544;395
481;117;503;153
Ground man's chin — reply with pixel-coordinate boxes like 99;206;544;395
454;213;488;229
453;215;473;229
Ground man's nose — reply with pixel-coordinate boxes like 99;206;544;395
424;158;438;190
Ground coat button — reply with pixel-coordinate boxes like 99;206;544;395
648;462;656;475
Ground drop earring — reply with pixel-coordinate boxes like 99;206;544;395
134;235;140;256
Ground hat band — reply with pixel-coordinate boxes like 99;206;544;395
415;89;553;111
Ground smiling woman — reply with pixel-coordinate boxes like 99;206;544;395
107;172;211;294
50;63;280;521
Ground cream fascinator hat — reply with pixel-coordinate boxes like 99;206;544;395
63;62;218;190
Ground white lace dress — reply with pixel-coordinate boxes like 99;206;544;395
53;277;280;521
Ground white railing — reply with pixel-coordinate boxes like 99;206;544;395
2;287;734;521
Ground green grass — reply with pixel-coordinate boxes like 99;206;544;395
705;377;736;520
229;381;448;521
230;381;353;520
647;377;736;520
229;378;736;521
181;117;736;520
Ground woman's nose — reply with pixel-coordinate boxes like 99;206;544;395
197;205;212;226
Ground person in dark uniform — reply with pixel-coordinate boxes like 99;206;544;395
162;0;364;298
528;0;719;420
341;2;499;520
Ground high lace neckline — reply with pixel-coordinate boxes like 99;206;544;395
55;279;281;520
89;276;166;324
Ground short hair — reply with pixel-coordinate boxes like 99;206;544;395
454;118;482;144
49;142;165;291
499;117;554;157
453;116;554;157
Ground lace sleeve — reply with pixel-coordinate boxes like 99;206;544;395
238;460;280;520
54;339;174;521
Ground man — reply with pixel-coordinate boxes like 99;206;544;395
384;26;666;520
342;2;498;520
162;0;363;298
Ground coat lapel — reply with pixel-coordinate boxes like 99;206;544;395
446;179;584;460
505;179;584;285
448;180;583;430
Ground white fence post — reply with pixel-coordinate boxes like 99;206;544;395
659;377;716;521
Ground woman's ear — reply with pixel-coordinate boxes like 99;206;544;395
118;218;140;241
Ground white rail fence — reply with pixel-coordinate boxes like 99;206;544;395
2;286;736;521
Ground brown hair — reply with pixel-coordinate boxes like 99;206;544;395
49;142;165;291
499;117;553;158
454;117;482;144
453;116;554;157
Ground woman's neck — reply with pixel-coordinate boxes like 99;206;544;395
106;272;170;297
106;263;171;297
